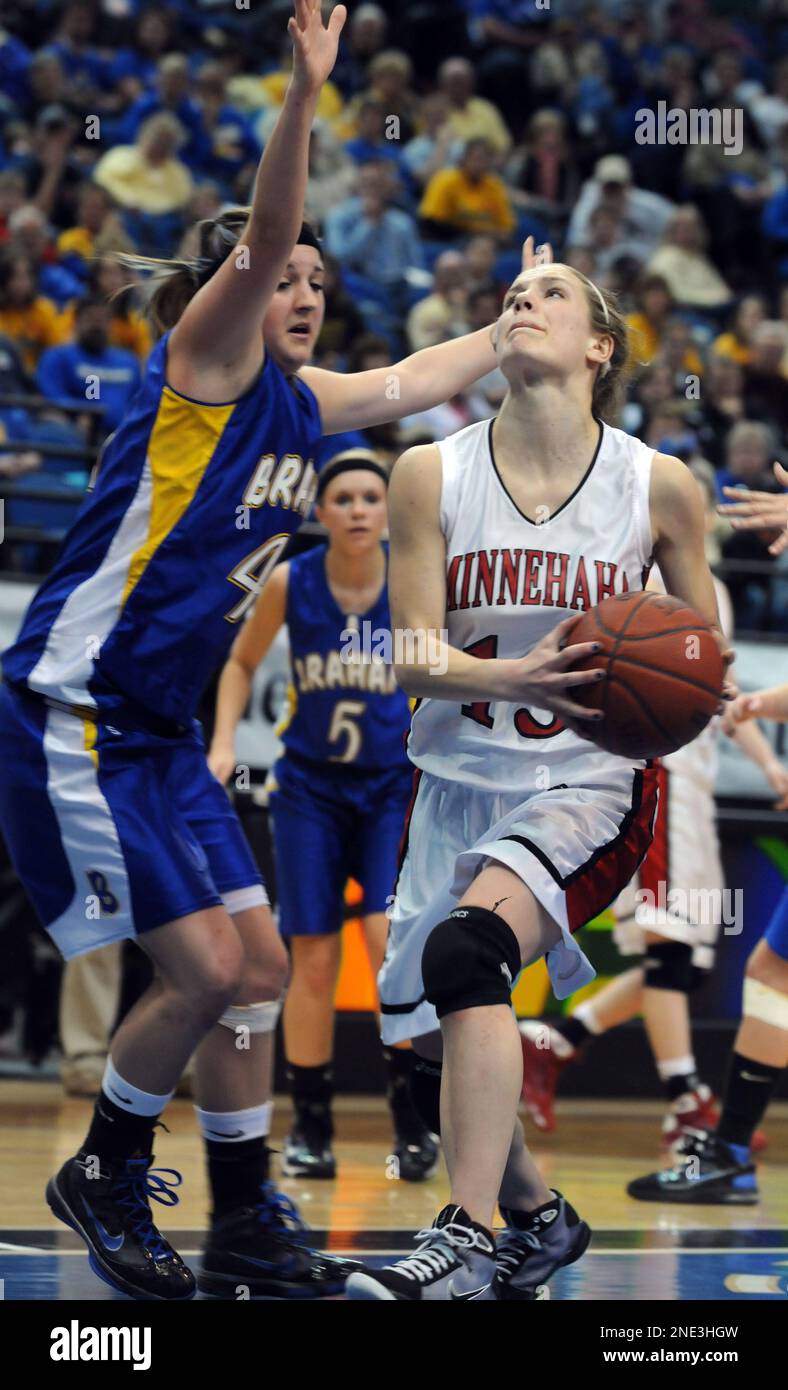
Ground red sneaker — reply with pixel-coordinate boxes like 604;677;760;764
518;1021;574;1133
661;1085;768;1153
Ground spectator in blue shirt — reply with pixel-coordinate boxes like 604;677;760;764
108;6;176;105
119;54;203;157
42;0;114;105
324;162;425;315
331;3;389;98
36;295;141;436
188;62;261;201
344;99;405;173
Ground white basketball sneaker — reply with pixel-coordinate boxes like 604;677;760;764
345;1204;496;1301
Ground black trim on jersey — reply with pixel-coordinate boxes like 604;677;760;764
487;416;604;525
500;764;651;892
380;995;426;1016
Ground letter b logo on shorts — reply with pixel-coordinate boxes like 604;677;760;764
86;871;119;915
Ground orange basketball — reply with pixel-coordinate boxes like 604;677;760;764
565;591;725;759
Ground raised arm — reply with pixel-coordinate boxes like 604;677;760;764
168;1;346;403
650;452;735;698
388;445;605;728
208;562;289;784
301;236;552;434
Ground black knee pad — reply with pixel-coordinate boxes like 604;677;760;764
688;964;711;995
643;940;693;993
410;1058;442;1136
421;906;521;1019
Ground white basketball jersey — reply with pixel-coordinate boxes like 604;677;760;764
408;417;655;791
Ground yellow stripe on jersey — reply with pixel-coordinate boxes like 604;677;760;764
121;388;236;608
84;717;98;769
275;679;298;739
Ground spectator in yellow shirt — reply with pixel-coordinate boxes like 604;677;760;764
626;274;703;375
93;113;194;216
56;183;124;266
0;247;67;371
60;257;153;362
419;138;515;241
712;294;767;366
437;57;512;159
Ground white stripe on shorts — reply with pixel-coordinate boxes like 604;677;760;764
223;884;269;915
43;707;135;959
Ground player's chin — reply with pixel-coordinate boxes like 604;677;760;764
281;331;315;368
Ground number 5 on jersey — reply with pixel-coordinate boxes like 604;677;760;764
327;699;366;763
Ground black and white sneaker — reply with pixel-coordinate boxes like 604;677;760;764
46;1152;195;1300
392;1126;440;1183
281;1122;336;1180
627;1130;759;1205
346;1204;496;1300
198;1182;359;1298
479;1191;591;1300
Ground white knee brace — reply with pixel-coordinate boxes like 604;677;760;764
218;998;282;1034
743;978;788;1032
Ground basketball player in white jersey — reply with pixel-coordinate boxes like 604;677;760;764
346;255;734;1301
520;462;787;1150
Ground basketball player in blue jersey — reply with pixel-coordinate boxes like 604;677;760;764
0;1;513;1302
209;448;438;1183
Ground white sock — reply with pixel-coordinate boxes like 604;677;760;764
572;1001;603;1035
102;1056;175;1117
656;1055;696;1083
195;1101;273;1143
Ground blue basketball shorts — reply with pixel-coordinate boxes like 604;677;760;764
0;684;265;960
765;888;788;962
268;752;413;938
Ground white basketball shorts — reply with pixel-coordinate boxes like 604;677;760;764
379;762;658;1045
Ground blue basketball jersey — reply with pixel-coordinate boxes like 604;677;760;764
278;545;411;771
2;332;322;727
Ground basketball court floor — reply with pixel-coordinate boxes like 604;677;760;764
1;1084;787;1301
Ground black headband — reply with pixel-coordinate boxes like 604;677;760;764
315;450;389;499
193;221;323;287
296;222;323;256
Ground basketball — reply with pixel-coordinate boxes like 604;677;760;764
565;591;725;759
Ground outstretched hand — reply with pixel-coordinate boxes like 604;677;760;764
718;461;788;556
521;235;554;271
289;0;347;98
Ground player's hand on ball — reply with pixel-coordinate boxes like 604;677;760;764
208;744;236;786
509;615;606;736
289;0;347;97
718;462;788;556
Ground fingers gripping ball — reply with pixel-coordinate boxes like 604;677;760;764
564;592;724;759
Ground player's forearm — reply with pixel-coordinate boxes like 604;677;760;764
393;635;521;702
212;658;253;747
732;717;783;772
244;82;319;254
392;328;496;418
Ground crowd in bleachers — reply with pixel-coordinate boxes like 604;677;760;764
0;0;787;630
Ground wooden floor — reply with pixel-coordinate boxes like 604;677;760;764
2;1082;787;1300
